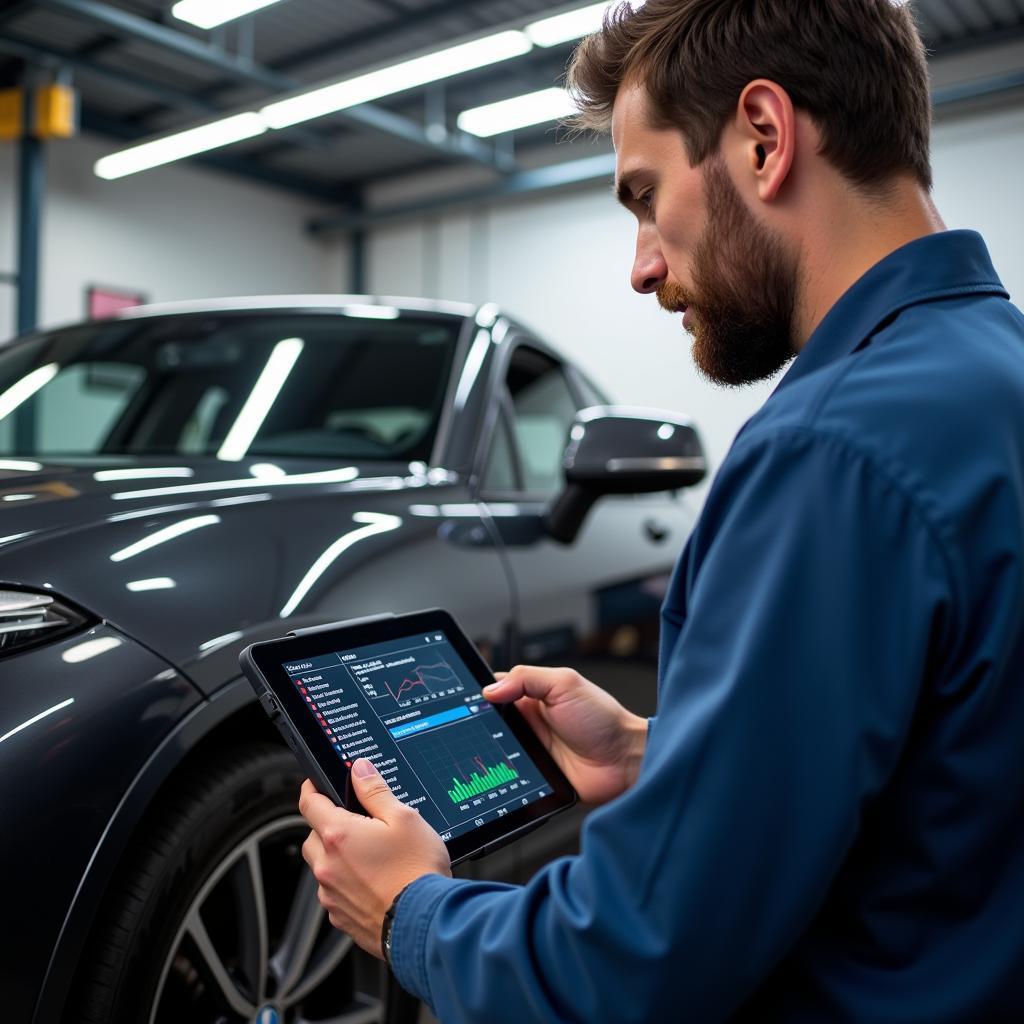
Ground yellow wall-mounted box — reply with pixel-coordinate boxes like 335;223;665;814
34;83;77;139
0;88;24;141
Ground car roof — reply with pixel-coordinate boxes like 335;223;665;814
108;295;478;321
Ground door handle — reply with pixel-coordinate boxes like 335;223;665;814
644;519;670;544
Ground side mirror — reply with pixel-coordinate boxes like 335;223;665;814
545;406;707;544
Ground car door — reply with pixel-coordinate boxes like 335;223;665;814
471;338;697;872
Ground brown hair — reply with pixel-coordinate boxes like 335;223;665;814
568;0;933;191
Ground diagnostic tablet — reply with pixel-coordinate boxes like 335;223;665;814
240;609;577;864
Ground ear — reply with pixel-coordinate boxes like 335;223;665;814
735;80;796;203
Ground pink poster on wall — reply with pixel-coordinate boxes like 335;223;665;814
88;286;147;319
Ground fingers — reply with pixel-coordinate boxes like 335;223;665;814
349;758;404;822
299;778;345;833
483;665;579;706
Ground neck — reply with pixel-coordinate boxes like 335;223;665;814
794;177;946;348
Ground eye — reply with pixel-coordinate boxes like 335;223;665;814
636;189;655;216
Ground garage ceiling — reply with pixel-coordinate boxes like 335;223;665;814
1;0;1023;217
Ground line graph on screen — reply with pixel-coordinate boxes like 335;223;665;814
384;658;460;701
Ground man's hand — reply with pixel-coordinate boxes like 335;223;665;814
484;666;648;806
299;759;451;957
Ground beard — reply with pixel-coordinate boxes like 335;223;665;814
657;156;799;388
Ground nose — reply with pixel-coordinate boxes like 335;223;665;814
631;228;667;294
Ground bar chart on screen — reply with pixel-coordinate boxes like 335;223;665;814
399;714;530;811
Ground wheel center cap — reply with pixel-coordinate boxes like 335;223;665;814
254;1006;282;1024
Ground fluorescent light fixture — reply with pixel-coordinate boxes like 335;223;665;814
94;468;195;482
261;31;532;129
458;87;577;137
127;577;177;592
172;0;286;30
0;364;58;422
217;337;304;461
342;304;400;320
280;512;402;617
110;514;220;562
94;112;267;181
0;698;74;745
525;1;644;47
62;637;123;664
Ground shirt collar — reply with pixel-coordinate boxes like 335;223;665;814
775;229;1009;395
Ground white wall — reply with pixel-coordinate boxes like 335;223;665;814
0;133;342;338
355;92;1024;499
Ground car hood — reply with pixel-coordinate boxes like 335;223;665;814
0;457;503;693
0;456;417;544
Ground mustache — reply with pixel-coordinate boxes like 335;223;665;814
656;281;691;314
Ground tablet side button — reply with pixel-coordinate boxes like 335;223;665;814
258;692;281;719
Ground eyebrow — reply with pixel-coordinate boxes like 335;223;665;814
614;176;635;207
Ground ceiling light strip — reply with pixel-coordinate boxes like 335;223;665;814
172;0;286;30
260;31;532;130
95;113;267;180
457;87;578;137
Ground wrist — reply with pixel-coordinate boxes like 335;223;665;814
380;882;411;966
620;711;648;789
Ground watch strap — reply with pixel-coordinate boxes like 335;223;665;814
381;882;411;967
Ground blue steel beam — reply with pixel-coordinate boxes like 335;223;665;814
17;86;43;334
308;152;617;236
269;0;490;75
932;68;1024;105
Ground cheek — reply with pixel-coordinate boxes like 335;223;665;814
659;235;692;289
655;212;697;284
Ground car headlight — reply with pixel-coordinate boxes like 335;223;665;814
0;589;92;657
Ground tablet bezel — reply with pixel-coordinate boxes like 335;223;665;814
244;608;577;864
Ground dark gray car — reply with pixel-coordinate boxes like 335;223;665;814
0;297;704;1024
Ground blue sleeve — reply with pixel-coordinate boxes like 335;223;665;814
390;428;957;1023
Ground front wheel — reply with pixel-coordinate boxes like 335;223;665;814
69;742;402;1024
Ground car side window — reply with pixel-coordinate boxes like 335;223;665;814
504;346;580;496
28;362;145;455
481;411;519;493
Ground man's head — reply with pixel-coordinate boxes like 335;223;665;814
568;0;933;387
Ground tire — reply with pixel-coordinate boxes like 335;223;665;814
68;742;403;1024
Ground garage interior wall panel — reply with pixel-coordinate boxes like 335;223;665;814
361;96;1024;501
931;103;1024;306
0;134;335;337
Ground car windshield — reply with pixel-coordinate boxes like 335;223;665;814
0;311;461;462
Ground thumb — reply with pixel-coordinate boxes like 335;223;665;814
350;758;401;821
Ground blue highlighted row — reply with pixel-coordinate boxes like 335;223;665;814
390;704;471;739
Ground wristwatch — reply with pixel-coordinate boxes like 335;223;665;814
381;884;409;967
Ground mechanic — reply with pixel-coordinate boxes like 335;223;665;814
299;1;1024;1020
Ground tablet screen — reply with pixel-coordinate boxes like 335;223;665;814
282;630;553;843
